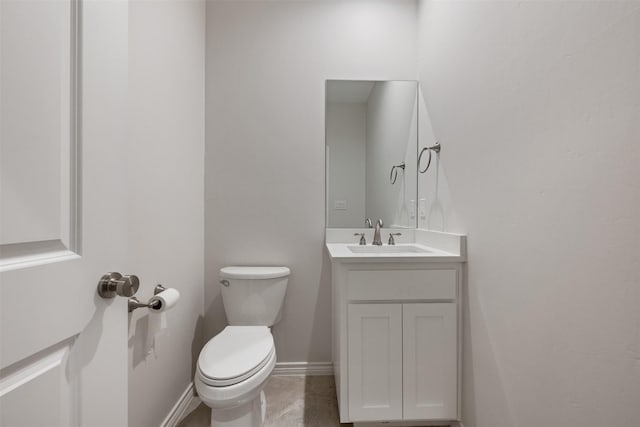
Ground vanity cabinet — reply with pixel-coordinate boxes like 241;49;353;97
331;261;462;425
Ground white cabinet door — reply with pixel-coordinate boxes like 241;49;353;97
403;303;457;420
348;304;403;421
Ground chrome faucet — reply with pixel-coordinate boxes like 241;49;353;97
365;218;372;228
388;232;402;245
372;219;383;246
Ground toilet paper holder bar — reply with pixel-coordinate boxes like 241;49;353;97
128;284;167;313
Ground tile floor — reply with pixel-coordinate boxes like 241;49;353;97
177;375;352;427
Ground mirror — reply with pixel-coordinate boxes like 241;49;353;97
325;80;418;228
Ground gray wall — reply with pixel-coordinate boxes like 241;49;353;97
205;0;417;362
417;1;640;426
128;2;205;426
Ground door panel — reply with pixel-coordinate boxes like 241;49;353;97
0;1;129;426
403;303;457;420
0;0;78;261
348;303;403;421
0;342;73;427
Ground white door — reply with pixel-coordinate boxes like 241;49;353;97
347;303;403;421
1;1;129;426
403;303;458;420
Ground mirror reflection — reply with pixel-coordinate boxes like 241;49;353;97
325;80;418;229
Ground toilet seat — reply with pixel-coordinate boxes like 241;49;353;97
198;326;274;387
195;345;276;410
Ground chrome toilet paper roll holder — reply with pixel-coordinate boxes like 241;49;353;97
128;284;167;313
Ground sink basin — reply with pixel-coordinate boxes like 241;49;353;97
347;245;431;254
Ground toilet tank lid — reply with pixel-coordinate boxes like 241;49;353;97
220;266;290;279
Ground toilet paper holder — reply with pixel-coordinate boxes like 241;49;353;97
128;284;167;313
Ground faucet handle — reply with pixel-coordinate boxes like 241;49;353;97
388;233;402;245
354;233;366;245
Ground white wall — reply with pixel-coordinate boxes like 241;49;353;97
366;81;418;228
205;0;417;362
326;102;367;228
417;1;640;426
128;2;205;426
417;88;447;230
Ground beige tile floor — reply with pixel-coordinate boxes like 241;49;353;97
178;375;352;427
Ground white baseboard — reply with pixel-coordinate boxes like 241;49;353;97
272;361;333;376
355;421;462;427
160;382;196;427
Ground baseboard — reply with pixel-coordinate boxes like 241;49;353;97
272;361;333;376
160;382;196;427
355;421;462;427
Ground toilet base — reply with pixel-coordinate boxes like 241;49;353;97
210;390;266;427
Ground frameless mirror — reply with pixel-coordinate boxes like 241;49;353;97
325;80;418;229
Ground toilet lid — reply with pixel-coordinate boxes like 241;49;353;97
219;266;290;280
198;326;274;387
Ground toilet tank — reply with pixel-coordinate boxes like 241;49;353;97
219;266;290;326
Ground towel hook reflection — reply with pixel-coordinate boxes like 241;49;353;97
418;142;441;174
390;162;405;184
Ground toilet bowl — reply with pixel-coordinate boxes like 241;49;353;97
195;266;289;427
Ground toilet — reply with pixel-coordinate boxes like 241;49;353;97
195;266;290;427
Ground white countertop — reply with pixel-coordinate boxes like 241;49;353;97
325;228;467;263
326;242;464;263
